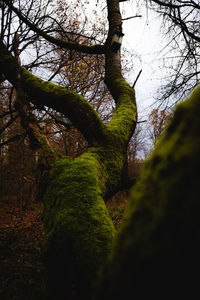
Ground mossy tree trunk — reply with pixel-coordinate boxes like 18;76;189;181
0;0;136;298
95;86;200;299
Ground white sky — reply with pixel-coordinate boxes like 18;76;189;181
120;1;168;118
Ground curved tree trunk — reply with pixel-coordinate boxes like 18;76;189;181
0;1;137;298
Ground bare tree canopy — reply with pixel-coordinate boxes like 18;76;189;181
147;0;200;103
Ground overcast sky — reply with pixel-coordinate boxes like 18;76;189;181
120;1;168;118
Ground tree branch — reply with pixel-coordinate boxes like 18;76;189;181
150;0;200;43
2;0;106;54
0;114;19;135
122;15;142;21
104;0;137;144
0;109;17;118
0;40;107;145
0;134;23;147
132;69;142;88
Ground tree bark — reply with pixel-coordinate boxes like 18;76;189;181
94;86;200;299
0;0;137;298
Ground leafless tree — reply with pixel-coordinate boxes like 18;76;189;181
147;0;200;104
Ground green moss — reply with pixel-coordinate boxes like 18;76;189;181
38;136;61;164
21;69;138;298
20;68;137;149
19;58;138;300
85;146;126;197
106;78;137;145
94;85;200;299
42;152;116;299
20;67;90;104
20;67;107;144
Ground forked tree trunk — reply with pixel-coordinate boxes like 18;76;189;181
0;1;137;298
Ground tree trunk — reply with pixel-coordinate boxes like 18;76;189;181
94;86;200;299
0;1;137;298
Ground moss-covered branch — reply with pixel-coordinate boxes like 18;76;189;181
0;40;137;147
20;68;108;144
0;41;107;144
107;78;137;145
103;1;137;143
95;85;200;299
3;0;105;54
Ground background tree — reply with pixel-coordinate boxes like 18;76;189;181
0;82;38;209
147;0;200;104
147;107;171;146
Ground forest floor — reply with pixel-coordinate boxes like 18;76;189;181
0;200;46;300
0;190;129;300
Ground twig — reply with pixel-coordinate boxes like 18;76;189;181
137;120;147;124
132;69;142;88
122;15;142;21
0;134;22;147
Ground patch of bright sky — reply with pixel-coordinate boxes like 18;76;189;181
120;1;167;118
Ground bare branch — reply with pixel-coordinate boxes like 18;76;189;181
122;15;142;21
0;133;22;147
0;114;20;135
0;40;107;144
2;0;106;54
132;69;142;89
